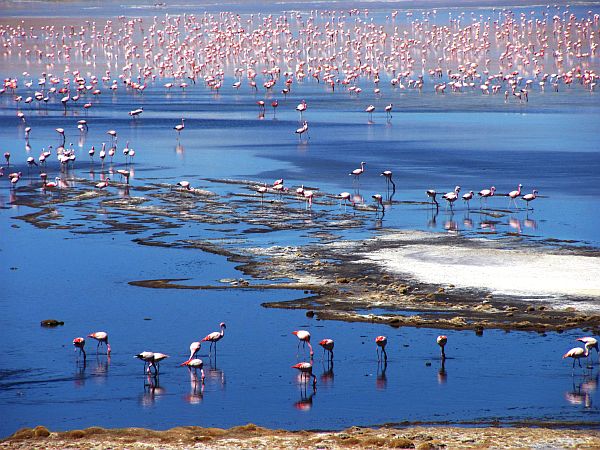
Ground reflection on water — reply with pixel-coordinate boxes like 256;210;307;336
437;360;447;385
141;374;165;407
565;372;598;409
376;362;387;391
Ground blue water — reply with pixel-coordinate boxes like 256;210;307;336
1;0;600;438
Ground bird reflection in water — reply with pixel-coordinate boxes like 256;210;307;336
376;361;387;390
523;216;537;230
437;359;447;385
207;366;226;388
294;388;316;411
175;142;184;156
565;372;597;408
184;370;205;404
320;360;334;386
74;359;86;388
92;355;110;383
141;374;165;407
508;216;522;233
427;208;438;229
480;220;496;232
444;213;458;233
463;213;473;229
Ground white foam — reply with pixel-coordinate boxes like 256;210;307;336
361;239;600;312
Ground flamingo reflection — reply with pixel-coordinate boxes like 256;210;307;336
294;388;316;411
376;361;387;390
437;359;447;385
320;360;334;386
141;374;165;407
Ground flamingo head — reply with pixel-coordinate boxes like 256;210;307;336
220;322;226;329
490;186;496;192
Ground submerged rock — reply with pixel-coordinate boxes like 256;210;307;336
40;319;64;327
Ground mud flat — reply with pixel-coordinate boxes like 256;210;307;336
3;424;600;449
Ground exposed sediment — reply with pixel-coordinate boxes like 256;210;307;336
3;424;600;449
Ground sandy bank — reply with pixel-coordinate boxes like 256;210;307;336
3;424;600;449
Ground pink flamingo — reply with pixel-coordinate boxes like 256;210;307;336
577;337;599;361
385;104;393;119
349;161;366;183
88;331;111;354
442;186;461;210
563;346;590;371
295;120;308;140
365;104;375;120
427;189;439;208
462;190;474;208
380;170;396;190
174;118;185;137
292;362;317;387
135;351;156;373
376;336;388;362
202;322;226;357
478;186;496;207
521;189;538;209
181;358;205;384
296;99;307;118
372;194;385;216
508;183;522;207
319;339;334;361
73;337;86;360
437;335;447;360
95;178;110;189
292;330;314;357
303;190;314;209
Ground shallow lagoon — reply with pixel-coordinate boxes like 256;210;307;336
1;0;600;437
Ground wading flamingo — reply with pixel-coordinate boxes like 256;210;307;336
319;339;334;361
292;362;317;387
202;322;226;357
376;336;388;362
437;335;447;360
88;331;111;354
293;330;314;357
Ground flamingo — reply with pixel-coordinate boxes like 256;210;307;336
577;337;599;362
152;353;169;373
116;169;130;184
4;152;10;166
372;194;385;216
303;190;314;209
177;180;192;190
55;128;65;144
521;189;538;209
201;322;226;357
319;339;334;361
292;330;314;357
106;129;117;143
73;337;86;359
563;345;590;371
339;192;354;209
135;351;156;374
376;336;388;362
508;183;522;207
380;170;396;190
385;103;393;119
296;99;307;118
95;178;110;189
88;331;111;354
478;186;496;207
443;185;461;210
437;335;447;360
271;99;278;116
425;189;440;208
43;177;61;190
99;143;106;166
292;362;317;387
181;358;205;384
349;161;366;182
365;104;375;120
183;341;202;364
462;191;474;208
174;118;185;137
129;107;143;118
295;120;308;139
257;184;268;203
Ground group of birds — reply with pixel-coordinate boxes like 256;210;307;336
73;323;226;385
428;183;538;210
564;337;600;371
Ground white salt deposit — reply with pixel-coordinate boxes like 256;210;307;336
362;239;600;312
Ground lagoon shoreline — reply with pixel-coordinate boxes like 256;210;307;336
3;423;600;449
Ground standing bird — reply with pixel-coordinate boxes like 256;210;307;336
201;322;226;357
349;161;366;183
4;152;10;166
296;99;307;118
129;107;143;118
176;180;192;190
478;186;496;207
365;104;375;120
462;190;474;209
151;353;169;374
376;336;388;362
292;330;314;358
292;362;317;387
106;129;117;144
271;99;278;116
426;189;439;207
339;192;354;209
385;103;393;119
181;358;205;384
437;335;447;360
174;118;185;137
95;178;110;189
88;331;111;354
380;170;396;191
577;337;599;362
55;128;66;144
521;189;538;209
563;346;590;371
135;351;156;374
319;339;334;361
443;186;461;210
508;183;522;208
73;337;86;360
295;120;309;140
372;194;385;216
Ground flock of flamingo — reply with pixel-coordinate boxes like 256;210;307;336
72;328;599;391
